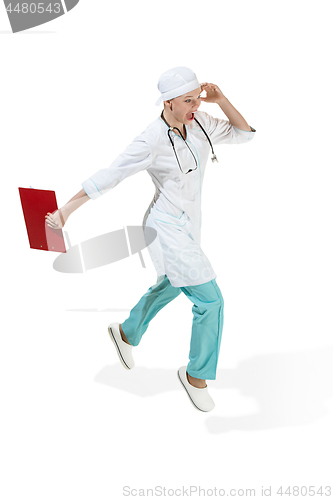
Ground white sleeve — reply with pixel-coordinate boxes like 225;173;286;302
196;111;256;145
82;137;151;200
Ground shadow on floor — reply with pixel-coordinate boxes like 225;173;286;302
94;345;333;433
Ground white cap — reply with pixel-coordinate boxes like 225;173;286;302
155;67;200;106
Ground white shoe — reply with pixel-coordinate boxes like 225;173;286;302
108;323;135;370
177;366;215;412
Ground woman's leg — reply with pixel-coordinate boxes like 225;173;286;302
180;279;224;382
120;275;181;346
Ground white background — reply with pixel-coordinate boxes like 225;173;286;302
1;1;333;498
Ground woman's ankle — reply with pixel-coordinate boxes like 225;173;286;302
119;324;132;345
186;372;207;388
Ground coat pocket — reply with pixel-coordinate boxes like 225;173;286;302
153;207;187;227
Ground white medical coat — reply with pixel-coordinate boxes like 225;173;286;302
82;111;256;287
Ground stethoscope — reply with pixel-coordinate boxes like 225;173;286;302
160;111;218;174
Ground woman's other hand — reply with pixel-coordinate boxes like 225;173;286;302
44;189;90;229
200;83;225;105
45;209;66;229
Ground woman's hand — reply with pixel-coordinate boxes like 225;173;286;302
200;83;226;104
44;189;89;230
45;208;67;229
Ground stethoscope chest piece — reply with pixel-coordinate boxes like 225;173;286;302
160;111;219;170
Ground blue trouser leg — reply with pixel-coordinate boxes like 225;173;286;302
121;275;224;380
180;279;224;380
121;275;181;346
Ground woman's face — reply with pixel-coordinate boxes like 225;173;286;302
165;87;202;125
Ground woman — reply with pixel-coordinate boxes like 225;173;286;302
46;67;256;412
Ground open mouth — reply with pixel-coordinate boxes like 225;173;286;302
186;112;195;121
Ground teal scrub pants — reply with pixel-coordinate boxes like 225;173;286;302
121;275;224;380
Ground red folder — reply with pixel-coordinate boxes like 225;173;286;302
19;188;66;253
